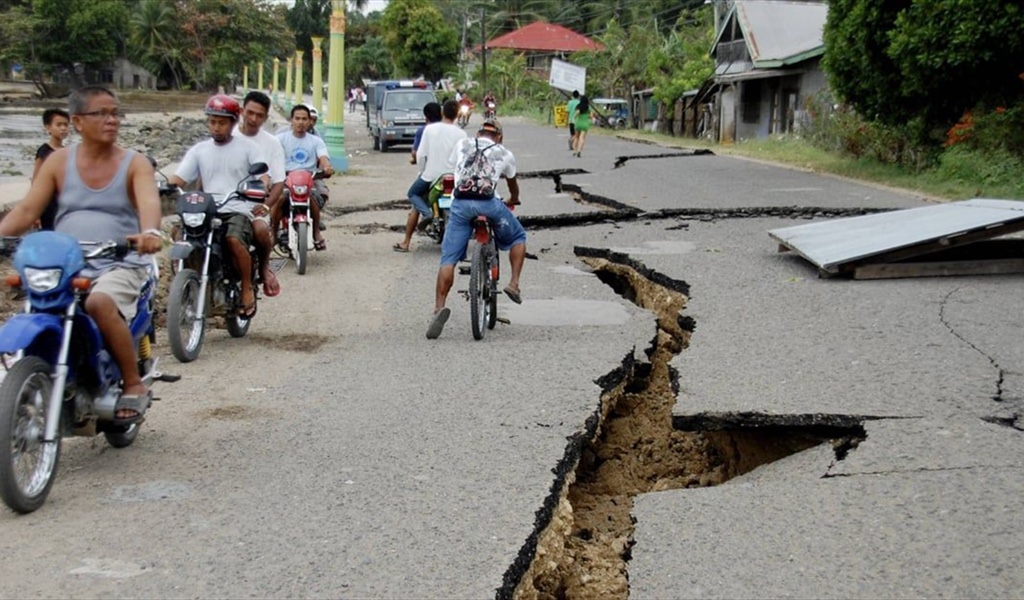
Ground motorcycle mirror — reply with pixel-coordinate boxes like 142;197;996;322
248;162;269;176
147;155;158;169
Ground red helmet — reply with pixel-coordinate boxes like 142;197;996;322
204;94;240;120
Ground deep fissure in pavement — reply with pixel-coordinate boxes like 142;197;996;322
499;248;867;600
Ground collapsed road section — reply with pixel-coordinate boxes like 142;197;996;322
497;247;868;600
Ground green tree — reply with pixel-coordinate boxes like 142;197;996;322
32;0;130;71
129;0;182;88
646;8;714;105
824;0;1024;142
380;0;458;81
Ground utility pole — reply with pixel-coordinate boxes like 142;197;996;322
480;7;486;95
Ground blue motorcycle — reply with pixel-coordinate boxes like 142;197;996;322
0;231;176;513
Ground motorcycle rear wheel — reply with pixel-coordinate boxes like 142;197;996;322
470;244;490;340
295;221;308;275
0;356;60;514
226;314;251;338
167;269;205;363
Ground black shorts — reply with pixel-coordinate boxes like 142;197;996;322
569;123;576;135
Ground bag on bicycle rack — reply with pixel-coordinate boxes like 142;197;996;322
454;138;498;200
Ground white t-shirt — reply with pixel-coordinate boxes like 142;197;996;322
449;137;517;193
417;122;467;182
234;124;286;185
175;136;266;215
277;131;329;172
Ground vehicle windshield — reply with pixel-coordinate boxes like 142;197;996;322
384;92;434;111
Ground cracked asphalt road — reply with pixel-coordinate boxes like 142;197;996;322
1;108;1023;599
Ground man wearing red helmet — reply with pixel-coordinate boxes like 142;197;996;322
169;94;272;318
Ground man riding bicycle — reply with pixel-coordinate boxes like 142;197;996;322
426;118;526;339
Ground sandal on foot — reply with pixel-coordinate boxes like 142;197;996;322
503;286;522;304
238;301;257;319
426;307;451;339
314;239;327;251
113;390;152;425
392;243;410;253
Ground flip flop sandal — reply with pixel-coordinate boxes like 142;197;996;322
112;390;152;426
263;276;281;297
393;243;410;253
238;302;257;319
503;286;522;304
314;239;327;251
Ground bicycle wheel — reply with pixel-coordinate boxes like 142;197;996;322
469;243;489;340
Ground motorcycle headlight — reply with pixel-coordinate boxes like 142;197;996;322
292;185;308;195
387;120;395;127
182;213;207;227
23;268;62;293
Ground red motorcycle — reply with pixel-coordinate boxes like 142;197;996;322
277;169;327;275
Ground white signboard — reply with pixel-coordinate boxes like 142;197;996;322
549;59;586;96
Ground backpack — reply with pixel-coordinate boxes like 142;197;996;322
577;96;589;114
454;138;499;200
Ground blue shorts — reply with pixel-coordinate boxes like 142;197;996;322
407;177;432;218
440;198;527;266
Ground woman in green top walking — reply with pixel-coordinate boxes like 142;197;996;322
572;94;591;158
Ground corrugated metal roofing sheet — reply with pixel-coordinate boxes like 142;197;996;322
768;199;1024;273
733;1;827;64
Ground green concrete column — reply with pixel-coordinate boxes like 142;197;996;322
283;57;293;111
257;62;264;92
324;0;348;171
311;36;324;115
293;50;304;107
272;57;280;104
242;65;249;94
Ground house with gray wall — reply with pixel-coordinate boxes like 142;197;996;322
710;0;829;142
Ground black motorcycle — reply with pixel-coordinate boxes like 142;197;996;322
165;163;268;363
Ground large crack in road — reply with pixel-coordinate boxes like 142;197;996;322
496;247;869;600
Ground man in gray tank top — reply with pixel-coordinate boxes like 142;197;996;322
0;86;163;422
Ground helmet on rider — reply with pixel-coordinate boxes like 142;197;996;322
309;108;319;120
478;118;502;137
204;94;240;121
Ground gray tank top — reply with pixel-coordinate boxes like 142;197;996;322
56;144;151;271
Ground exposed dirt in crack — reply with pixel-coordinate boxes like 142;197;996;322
501;248;868;600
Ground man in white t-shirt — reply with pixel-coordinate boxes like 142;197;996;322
277;104;334;250
169;94;271;318
393;100;467;252
235;90;285;298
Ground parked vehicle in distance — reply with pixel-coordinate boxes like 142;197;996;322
592;98;631;129
365;80;436;152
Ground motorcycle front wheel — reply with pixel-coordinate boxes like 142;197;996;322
469;243;491;341
104;423;139;448
0;356;60;514
295;221;308;275
167;268;205;363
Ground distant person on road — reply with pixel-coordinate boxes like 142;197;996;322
410;101;442;165
307;108;321;137
572;94;592;158
394;100;465;253
566;90;580;151
32;107;70;230
426;118;525;339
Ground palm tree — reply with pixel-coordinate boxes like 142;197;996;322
128;0;182;88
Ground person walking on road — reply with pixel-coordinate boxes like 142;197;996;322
572;94;592;158
566;90;580;151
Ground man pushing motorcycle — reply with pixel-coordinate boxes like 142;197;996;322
0;85;163;422
168;95;272;318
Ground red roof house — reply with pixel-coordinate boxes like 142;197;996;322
485;21;605;53
478;21;604;71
